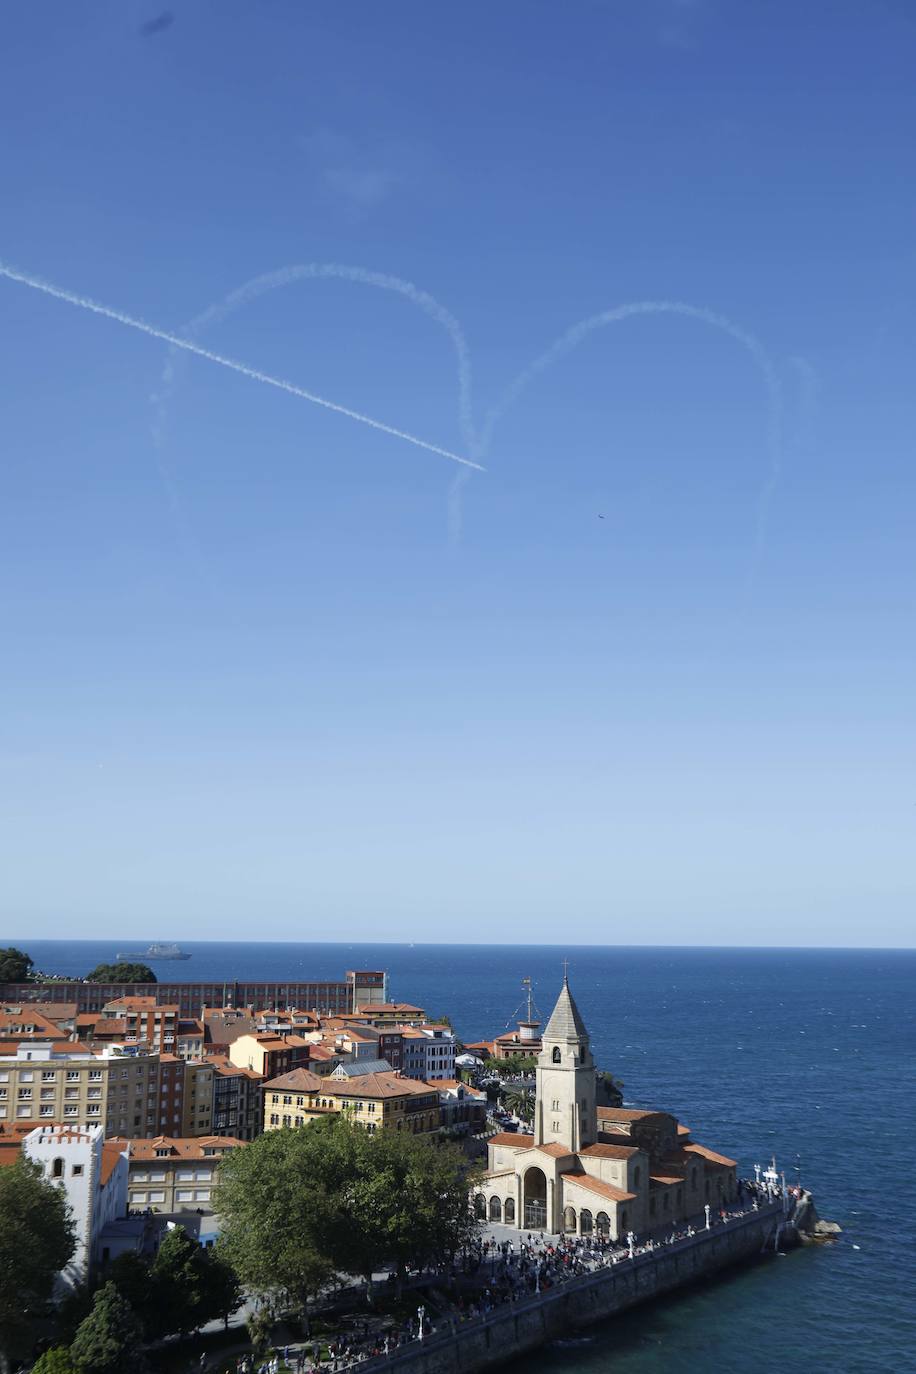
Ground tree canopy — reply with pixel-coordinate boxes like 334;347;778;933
0;946;34;982
215;1117;480;1325
104;1234;241;1341
70;1284;144;1374
0;1158;76;1374
84;963;156;984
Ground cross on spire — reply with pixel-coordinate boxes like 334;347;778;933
562;958;569;983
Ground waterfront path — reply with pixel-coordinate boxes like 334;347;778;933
223;1196;786;1374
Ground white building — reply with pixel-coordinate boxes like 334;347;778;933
401;1026;456;1081
23;1124;128;1293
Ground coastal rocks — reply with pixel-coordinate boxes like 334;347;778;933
792;1191;842;1243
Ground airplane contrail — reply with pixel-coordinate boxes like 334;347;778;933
0;260;484;472
484;299;783;561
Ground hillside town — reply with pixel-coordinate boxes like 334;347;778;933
0;961;499;1277
0;953;805;1374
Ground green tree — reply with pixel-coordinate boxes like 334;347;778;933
31;1348;77;1374
84;963;156;984
200;1249;243;1332
0;946;34;982
102;1254;157;1339
215;1125;339;1333
70;1284;144;1374
0;1158;76;1374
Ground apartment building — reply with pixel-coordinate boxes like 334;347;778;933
100;997;180;1052
210;1059;262;1141
399;1026;457;1081
120;1135;242;1213
180;1060;213;1136
263;1067;441;1135
0;1043;160;1138
227;1032;311;1079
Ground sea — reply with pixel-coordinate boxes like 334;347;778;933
15;940;916;1373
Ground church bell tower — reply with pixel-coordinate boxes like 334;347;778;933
534;970;597;1152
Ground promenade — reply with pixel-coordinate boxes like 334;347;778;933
225;1194;787;1374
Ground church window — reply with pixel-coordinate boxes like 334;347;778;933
552;1047;561;1064
551;1100;560;1111
552;1121;560;1134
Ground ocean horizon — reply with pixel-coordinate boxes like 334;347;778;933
6;939;915;1370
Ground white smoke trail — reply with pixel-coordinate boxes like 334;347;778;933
483;300;783;559
150;263;481;543
0;260;483;472
159;263;477;453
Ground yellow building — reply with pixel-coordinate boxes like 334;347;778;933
180;1060;214;1136
0;1042;160;1139
263;1067;440;1135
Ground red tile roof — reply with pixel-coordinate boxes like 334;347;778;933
116;1134;242;1160
580;1142;640;1160
562;1171;636;1204
685;1142;736;1168
488;1132;534;1148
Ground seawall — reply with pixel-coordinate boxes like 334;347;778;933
370;1204;784;1374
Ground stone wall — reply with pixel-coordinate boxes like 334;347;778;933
367;1204;783;1374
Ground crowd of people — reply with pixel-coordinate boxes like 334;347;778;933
217;1181;783;1374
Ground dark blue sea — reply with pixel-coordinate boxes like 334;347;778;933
16;941;915;1372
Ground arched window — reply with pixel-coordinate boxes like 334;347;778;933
596;1211;610;1236
619;1208;627;1232
51;1158;64;1179
489;1196;502;1222
563;1205;577;1233
552;1047;561;1064
474;1194;487;1220
504;1197;515;1223
579;1208;593;1235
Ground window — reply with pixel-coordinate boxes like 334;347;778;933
552;1047;561;1063
634;1166;641;1187
176;1189;193;1202
148;1191;165;1203
52;1158;64;1179
551;1099;560;1111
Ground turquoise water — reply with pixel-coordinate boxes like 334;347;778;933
19;941;916;1372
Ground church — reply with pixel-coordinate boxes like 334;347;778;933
473;974;737;1239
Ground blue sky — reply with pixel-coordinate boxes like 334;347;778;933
1;1;914;946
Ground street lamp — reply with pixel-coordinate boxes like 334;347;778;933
417;1305;426;1342
704;1204;711;1230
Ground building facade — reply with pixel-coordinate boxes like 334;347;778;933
263;1067;440;1135
0;970;388;1017
121;1135;242;1213
23;1125;128;1293
0;1043;161;1139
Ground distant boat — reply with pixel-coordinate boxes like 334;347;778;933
114;943;191;962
